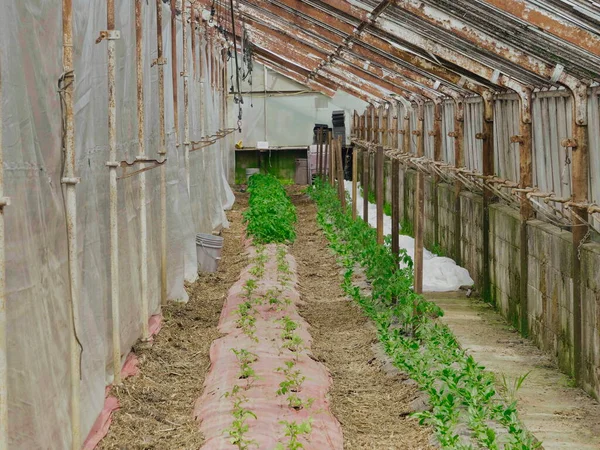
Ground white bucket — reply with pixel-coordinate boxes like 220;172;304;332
246;168;260;182
196;233;224;273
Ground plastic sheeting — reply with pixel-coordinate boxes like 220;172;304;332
0;0;234;447
345;181;474;291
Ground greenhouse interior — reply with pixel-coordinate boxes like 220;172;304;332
1;0;600;448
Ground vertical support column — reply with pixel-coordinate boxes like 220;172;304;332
432;100;442;249
391;156;400;264
452;99;465;264
135;0;150;341
0;47;9;450
568;83;590;383
480;91;495;305
156;0;167;308
336;138;346;210
328;130;334;186
376;146;384;245
105;0;121;385
414;101;425;294
381;106;388;147
392;110;399;150
363;150;370;223
511;87;533;336
352;148;358;220
170;0;179;145
181;0;190;194
61;0;81;447
402;105;411;231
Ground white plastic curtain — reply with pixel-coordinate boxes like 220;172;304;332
0;0;234;447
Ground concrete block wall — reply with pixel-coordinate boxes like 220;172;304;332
489;204;522;328
460;191;484;289
580;242;600;399
527;221;574;374
437;183;457;260
368;160;600;400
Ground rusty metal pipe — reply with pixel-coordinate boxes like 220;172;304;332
182;0;190;194
0;54;8;450
61;0;81;446
157;0;167;306
105;0;121;385
171;0;179;145
135;0;150;340
413;98;425;294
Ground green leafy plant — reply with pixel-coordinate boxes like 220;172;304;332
308;178;540;450
274;419;313;450
223;393;258;450
243;174;297;244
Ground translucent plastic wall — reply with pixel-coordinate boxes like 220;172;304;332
228;62;368;148
0;0;233;447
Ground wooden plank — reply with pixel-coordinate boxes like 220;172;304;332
363;150;369;223
391;157;400;265
414;104;425;294
328;130;334;186
336;138;346;210
376;146;384;245
352;148;358;220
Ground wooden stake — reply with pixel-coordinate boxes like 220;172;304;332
414;103;425;294
481;91;495;305
316;128;322;176
363;150;370;223
328;130;334;186
352;148;358;220
376;146;384;245
391;157;400;264
453;100;464;264
336;138;346;210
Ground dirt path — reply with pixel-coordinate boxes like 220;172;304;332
289;190;434;449
99;196;248;450
428;291;600;450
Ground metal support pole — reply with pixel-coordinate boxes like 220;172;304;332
414;101;425;294
363;149;370;223
352;148;358;220
170;0;179;145
0;53;9;450
157;0;167;306
181;0;190;194
61;0;81;446
135;0;150;340
104;0;121;385
316;129;322;176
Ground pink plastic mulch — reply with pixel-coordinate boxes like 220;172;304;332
85;314;163;449
194;244;344;449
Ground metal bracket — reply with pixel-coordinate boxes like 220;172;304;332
475;132;487;140
510;135;524;144
550;64;564;84
61;177;81;185
180;71;189;79
96;30;121;44
105;161;120;168
560;138;578;149
151;57;167;67
490;69;501;84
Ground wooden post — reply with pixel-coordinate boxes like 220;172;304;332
515;88;533;336
328;130;334;186
316;128;322;176
336;138;346;210
433;101;443;250
414;101;425;294
352;148;358;220
392;112;399;150
481;91;495;305
324;129;329;181
376;146;384;245
453;100;465;264
569;86;589;383
363;150;370;223
391;156;400;264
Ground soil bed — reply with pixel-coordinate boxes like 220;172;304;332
289;188;435;449
99;196;248;450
